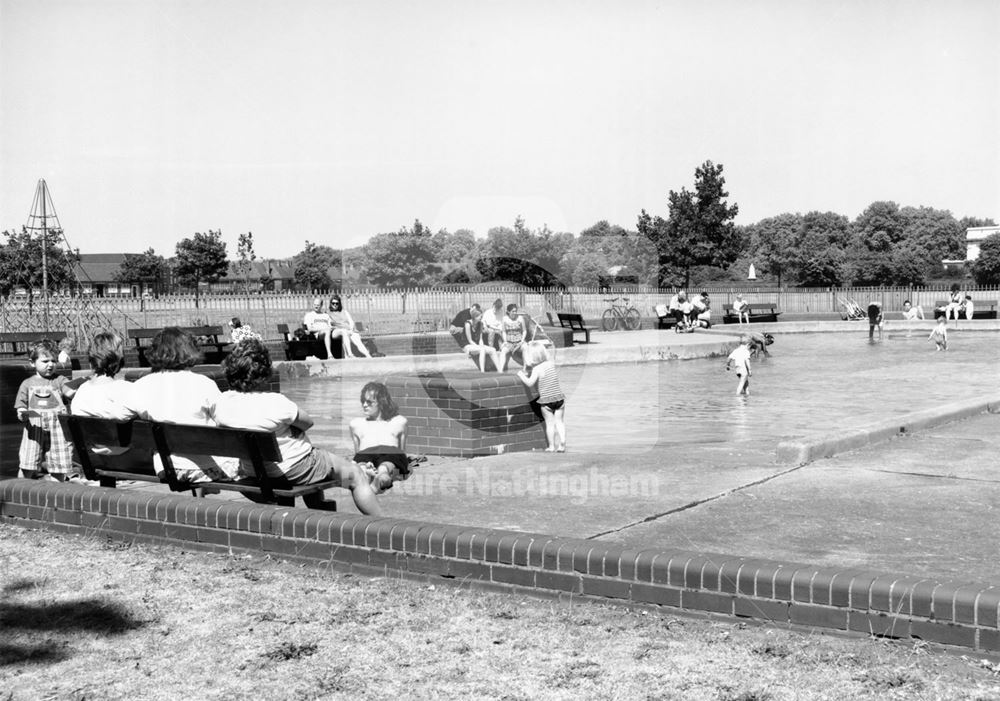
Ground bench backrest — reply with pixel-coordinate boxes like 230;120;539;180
127;326;225;343
558;312;585;328
0;331;68;354
62;415;284;500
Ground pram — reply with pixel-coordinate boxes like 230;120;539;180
839;297;866;321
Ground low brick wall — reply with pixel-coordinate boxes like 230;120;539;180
386;372;546;456
2;479;997;654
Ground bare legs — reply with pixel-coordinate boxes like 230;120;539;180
540;404;566;452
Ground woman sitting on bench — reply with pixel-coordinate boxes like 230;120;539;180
327;294;372;359
214;339;382;515
132;327;240;484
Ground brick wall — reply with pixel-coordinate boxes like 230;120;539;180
386;372;547;456
2;479;997;654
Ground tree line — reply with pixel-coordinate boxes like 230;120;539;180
2;160;997;299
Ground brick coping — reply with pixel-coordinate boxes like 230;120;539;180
2;478;997;654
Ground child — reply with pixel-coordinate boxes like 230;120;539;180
349;381;412;494
14;339;77;481
929;316;948;351
867;302;883;340
733;294;750;325
498;303;527;371
214;339;382;514
725;336;753;395
517;340;566;452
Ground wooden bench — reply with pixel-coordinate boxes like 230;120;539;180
277;323;377;360
722;303;782;324
127;326;232;366
556;312;595;343
60;414;337;509
653;305;677;330
0;331;68;358
933;300;997;320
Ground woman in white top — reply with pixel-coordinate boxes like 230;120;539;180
131;327;239;483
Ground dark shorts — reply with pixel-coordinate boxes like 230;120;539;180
353;445;411;477
538;399;565;412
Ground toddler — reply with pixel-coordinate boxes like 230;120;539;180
14;340;77;480
517;341;566;452
928;316;948;351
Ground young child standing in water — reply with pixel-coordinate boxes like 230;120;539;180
517;341;566;452
725;336;753;395
928;316;948;351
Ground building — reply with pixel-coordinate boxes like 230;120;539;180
964;226;1000;261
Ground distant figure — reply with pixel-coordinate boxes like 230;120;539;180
667;290;688;324
944;284;964;321
901;300;925;321
303;297;335;358
450;303;500;372
328;295;372;359
692;292;712;328
928;316;948;351
962;294;974;320
498;303;528;371
229;317;261;343
517;341;566;452
481;298;505;350
349;381;412;494
867;302;883;340
733;294;750;325
725;336;753;395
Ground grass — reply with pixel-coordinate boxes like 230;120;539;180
2;523;999;700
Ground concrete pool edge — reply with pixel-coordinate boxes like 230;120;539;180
775;394;1000;465
3;478;998;655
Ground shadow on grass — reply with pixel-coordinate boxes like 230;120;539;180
0;597;145;667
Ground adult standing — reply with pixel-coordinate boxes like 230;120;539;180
327;294;372;359
303;297;335;359
450;303;500;372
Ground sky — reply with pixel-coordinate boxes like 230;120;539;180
1;0;997;260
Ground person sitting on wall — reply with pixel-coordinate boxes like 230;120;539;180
302;297;335;358
449;303;501;373
481;298;505;350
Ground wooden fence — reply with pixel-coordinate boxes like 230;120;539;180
3;285;999;346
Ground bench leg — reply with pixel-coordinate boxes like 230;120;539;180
303;492;337;510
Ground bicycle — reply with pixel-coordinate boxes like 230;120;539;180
601;296;641;331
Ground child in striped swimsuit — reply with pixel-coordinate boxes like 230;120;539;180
517;341;566;452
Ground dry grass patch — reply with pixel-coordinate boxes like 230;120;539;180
1;523;999;700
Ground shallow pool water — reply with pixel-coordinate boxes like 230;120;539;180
285;331;1000;456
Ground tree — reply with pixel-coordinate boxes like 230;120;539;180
114;248;168;293
745;213;801;286
361;220;440;287
971;233;1000;285
173;230;229;306
638;160;740;289
793;212;852;286
0;226;79;296
236;232;257;295
474;217;572;287
292;241;340;291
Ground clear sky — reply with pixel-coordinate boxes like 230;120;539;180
1;0;997;260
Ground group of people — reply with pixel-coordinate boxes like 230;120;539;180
449;300;566;449
13;329;410;513
302;295;372;359
664;290;714;331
